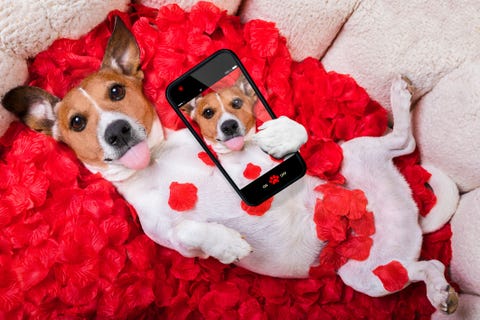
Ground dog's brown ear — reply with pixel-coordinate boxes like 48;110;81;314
180;97;199;119
2;86;59;136
179;104;194;118
101;17;143;79
235;74;256;99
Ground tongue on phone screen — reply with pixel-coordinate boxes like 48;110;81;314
224;136;245;151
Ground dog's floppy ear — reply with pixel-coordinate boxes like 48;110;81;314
235;75;256;98
101;17;143;79
180;96;200;119
2;86;60;136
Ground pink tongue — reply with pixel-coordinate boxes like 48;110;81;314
224;136;245;151
118;141;150;170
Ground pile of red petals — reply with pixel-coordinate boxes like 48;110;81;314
0;2;452;318
313;183;375;275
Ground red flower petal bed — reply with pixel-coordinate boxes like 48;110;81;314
0;3;452;319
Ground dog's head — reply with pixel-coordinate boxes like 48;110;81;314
2;18;163;181
182;75;257;153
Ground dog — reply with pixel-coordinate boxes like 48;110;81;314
2;18;459;314
179;73;305;189
180;73;260;154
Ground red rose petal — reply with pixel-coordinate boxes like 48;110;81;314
314;183;374;269
197;151;215;166
337;236;373;261
349;210;375;237
243;163;262;180
168;182;198;212
373;261;410;292
241;197;274;216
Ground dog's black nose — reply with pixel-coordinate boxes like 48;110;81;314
105;120;132;147
220;119;239;136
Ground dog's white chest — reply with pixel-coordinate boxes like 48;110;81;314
114;128;322;277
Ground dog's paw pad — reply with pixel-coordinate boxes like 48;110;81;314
439;285;458;314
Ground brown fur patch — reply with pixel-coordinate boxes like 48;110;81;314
56;70;155;168
193;87;256;142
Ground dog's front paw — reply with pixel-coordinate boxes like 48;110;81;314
206;227;252;264
174;221;252;263
253;116;307;158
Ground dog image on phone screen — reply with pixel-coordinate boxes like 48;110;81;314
180;74;259;154
2;18;459;314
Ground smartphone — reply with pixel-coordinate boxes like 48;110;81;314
166;49;306;206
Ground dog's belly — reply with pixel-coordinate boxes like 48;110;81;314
221;177;324;278
116;129;324;277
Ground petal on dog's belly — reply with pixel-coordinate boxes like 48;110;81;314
243;163;262;180
118;141;150;170
224;136;245;151
241;197;273;216
168;182;198;211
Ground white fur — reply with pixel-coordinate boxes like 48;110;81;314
29;101;56;123
337;78;457;310
419;164;459;234
17;66;455;310
254;116;308;159
89;77;457;312
113;126;322;276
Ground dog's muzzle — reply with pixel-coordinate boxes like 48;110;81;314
220;119;240;139
103;119;150;169
105;119;134;148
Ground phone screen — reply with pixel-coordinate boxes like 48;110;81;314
166;50;306;205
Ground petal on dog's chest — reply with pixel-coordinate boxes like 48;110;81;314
243;163;261;180
168;182;198;212
241;197;273;216
197;151;215;167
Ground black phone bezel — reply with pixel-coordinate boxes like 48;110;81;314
166;49;306;206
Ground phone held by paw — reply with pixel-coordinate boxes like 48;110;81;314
166;49;306;206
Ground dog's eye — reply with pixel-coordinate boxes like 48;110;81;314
70;114;87;132
231;98;243;109
109;84;126;101
202;108;215;119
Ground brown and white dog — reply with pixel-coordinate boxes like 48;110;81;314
2;18;459;313
181;76;307;161
181;75;259;154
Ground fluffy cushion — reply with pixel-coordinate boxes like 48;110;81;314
449;188;480;293
0;0;129;109
0;3;451;318
413;61;480;192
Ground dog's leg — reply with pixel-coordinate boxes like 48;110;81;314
170;220;252;264
341;76;415;181
253;116;308;158
406;260;459;314
339;258;458;314
383;75;416;157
